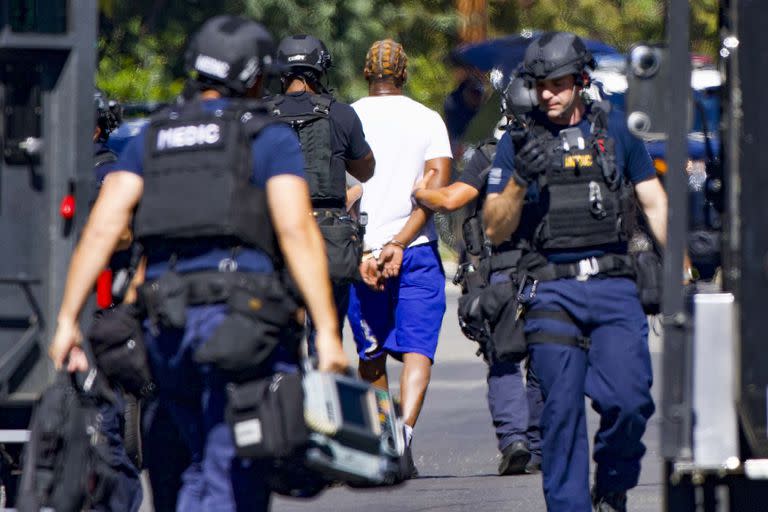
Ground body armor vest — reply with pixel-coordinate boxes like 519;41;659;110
133;99;280;262
534;102;634;251
270;94;346;208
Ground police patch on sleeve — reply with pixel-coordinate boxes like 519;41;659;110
488;167;502;186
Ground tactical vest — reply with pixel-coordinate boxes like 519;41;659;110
533;102;634;251
94;146;117;170
133;99;280;262
270;94;346;208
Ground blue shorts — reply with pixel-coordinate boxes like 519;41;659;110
348;242;446;362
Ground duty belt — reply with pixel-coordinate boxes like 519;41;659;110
489;250;523;273
183;271;279;305
312;207;351;226
527;254;635;282
139;271;280;308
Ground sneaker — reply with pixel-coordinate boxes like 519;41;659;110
525;452;542;474
498;441;531;476
592;489;627;512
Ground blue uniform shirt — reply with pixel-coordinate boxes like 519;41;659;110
112;98;305;278
487;105;656;262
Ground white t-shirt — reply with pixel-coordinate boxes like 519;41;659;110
352;95;452;249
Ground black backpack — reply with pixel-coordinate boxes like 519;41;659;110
17;372;119;512
270;94;362;282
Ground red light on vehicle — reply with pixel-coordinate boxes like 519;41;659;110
96;269;113;309
60;195;75;219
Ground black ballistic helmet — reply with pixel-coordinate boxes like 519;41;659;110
185;15;277;95
522;32;596;82
94;89;121;140
490;68;538;116
276;34;333;76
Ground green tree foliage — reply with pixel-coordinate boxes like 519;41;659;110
97;1;719;108
97;0;458;106
490;0;718;54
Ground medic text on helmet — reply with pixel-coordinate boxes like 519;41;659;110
156;124;222;151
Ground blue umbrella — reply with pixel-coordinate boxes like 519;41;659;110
450;32;620;75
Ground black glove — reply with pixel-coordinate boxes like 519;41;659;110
513;134;561;186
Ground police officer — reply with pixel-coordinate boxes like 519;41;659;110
413;71;543;475
483;32;670;511
48;15;347;512
272;34;374;339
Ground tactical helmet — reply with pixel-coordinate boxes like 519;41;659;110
184;15;277;95
522;32;596;82
276;34;333;76
94;89;120;140
490;68;538;116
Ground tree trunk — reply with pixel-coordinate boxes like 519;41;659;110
457;0;487;43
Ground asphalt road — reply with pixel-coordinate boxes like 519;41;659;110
273;283;664;512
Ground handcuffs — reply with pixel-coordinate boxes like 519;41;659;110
362;239;407;263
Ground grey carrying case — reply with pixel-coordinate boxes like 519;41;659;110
225;373;308;459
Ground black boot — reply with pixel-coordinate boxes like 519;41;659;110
498;441;531;476
592;488;628;512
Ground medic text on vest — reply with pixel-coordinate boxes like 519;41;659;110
156;123;221;151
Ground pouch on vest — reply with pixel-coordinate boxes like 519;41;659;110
225;373;308;459
194;284;298;380
88;303;155;398
139;270;188;331
316;213;363;283
634;250;662;315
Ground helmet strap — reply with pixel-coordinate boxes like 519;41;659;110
553;83;581;123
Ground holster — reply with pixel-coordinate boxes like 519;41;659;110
225;373;308;459
457;285;491;350
462;216;485;257
479;280;529;363
633;250;663;315
87;303;155;398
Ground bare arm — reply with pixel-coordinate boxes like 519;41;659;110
346;183;363;212
414;180;479;213
267;174;347;371
49;171;143;368
346;150;375;182
394;157;452;244
378;157;451;279
59;172;143;322
482;178;527;246
634;177;668;249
